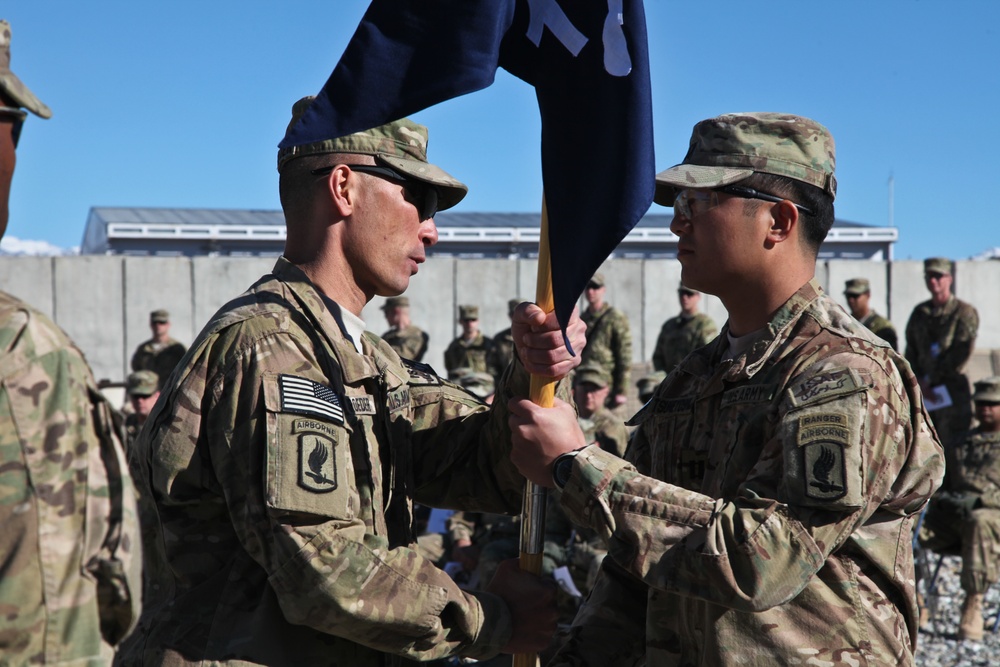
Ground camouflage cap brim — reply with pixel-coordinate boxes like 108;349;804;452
376;153;468;212
0;21;52;119
654;165;754;206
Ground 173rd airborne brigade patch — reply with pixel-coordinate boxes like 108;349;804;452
279;374;344;494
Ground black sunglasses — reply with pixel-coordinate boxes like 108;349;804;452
0;106;27;148
311;163;439;221
717;185;814;216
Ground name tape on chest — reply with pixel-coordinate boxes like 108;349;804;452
279;374;344;423
721;384;775;408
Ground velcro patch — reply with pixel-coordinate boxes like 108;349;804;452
279;374;344;423
798;414;850;445
721;384;775;408
803;441;847;500
402;358;441;386
788;368;865;407
387;387;410;413
348;395;376;415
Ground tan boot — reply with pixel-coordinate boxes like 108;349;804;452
959;592;984;641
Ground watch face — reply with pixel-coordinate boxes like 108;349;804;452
554;454;575;488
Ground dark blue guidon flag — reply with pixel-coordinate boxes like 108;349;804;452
279;0;655;349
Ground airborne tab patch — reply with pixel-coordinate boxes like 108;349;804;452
803;441;847;500
279;374;344;423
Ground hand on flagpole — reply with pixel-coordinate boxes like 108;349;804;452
512;302;586;378
509;397;587;487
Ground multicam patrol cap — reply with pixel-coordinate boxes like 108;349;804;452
654;112;837;206
0;20;52;118
588;272;606;288
127;370;159;397
574;362;611;389
843;278;871;296
973;377;1000;403
924;257;954;276
382;296;409;310
636;370;667;402
150;309;170;323
678;285;698;296
458;305;479;321
276;96;468;212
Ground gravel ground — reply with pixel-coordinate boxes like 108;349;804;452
915;554;1000;666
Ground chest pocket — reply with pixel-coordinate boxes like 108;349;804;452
635;394;697;486
262;373;360;520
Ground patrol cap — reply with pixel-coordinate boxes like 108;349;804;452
843;278;870;296
588;273;605;288
150;309;170;323
973;377;1000;403
508;298;521;316
0;21;52;119
457;371;496;399
678;286;698;297
458;305;479;321
654;112;837;206
382;296;409;310
636;370;666;401
127;370;159;397
924;257;954;276
277;96;468;212
574;362;610;389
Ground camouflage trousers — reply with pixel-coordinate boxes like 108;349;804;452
921;505;1000;594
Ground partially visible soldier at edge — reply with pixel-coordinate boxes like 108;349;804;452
0;19;142;662
489;298;521;385
918;376;1000;641
123;370;159;451
379;295;429;362
651;285;718;374
905;256;979;454
115;97;582;665
508;112;944;666
130;308;186;389
444;304;497;377
580;272;632;409
843;277;897;350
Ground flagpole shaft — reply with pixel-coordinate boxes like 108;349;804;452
515;197;555;667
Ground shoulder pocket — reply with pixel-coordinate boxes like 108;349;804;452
262;373;357;519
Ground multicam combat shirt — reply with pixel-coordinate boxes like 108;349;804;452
116;258;526;666
551;280;944;666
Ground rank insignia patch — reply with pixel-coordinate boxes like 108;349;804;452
299;433;338;493
279;374;344;423
803;441;847;500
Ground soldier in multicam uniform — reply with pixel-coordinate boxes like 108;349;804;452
905;257;979;453
0;20;142;662
651;286;718;373
444;304;497;376
919;377;1000;641
115;97;587;666
130;309;187;389
844;277;898;350
123;370;159;451
572;362;628;459
488;298;521;384
580;272;632;409
379;295;429;362
509;112;944;666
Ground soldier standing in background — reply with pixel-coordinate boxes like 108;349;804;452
0;20;142;662
444;304;497;376
918;377;1000;641
843;277;897;350
123;370;159;451
905;257;979;453
580;273;632;409
379;295;429;361
651;285;718;373
489;298;520;384
116;99;581;665
130;308;186;389
508;112;943;666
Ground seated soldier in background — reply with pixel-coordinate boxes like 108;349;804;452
573;362;628;458
843;277;897;350
919;377;1000;641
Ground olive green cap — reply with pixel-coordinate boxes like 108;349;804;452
973;377;1000;403
924;257;954;276
382;296;409;310
458;305;479;321
587;272;605;288
655;112;837;206
150;309;170;323
0;20;52;119
574;362;610;389
127;370;159;397
636;370;666;401
843;278;870;296
678;285;698;296
277;96;468;212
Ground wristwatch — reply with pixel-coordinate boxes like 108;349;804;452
552;449;581;489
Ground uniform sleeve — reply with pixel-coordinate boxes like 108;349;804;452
557;352;942;612
698;316;719;346
184;331;513;662
651;324;667;372
611;312;632;396
928;305;979;385
904;311;925;377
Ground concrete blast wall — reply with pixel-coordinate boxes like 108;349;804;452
1;256;997;387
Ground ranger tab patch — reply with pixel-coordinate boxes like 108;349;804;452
279;374;344;423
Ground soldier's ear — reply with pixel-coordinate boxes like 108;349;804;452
763;200;798;247
325;165;357;218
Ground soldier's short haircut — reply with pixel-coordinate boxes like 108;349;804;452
278;153;368;225
737;172;835;254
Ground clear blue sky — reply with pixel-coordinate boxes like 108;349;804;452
4;1;998;260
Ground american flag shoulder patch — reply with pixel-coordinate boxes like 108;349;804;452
278;374;344;423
